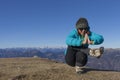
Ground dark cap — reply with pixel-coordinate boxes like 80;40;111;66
76;18;89;29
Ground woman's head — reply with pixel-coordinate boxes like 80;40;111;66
76;17;89;29
76;18;90;35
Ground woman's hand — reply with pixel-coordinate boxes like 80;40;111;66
88;38;94;44
82;33;88;44
82;33;94;45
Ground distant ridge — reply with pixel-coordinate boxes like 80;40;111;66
0;48;120;71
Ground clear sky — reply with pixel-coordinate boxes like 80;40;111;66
0;0;120;48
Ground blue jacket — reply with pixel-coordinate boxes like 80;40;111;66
66;29;104;47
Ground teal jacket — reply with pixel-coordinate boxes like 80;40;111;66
66;29;104;47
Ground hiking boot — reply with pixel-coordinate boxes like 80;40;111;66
89;47;104;58
75;66;83;74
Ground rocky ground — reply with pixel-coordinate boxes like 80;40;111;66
0;58;120;80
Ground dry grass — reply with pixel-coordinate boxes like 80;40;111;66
0;58;120;80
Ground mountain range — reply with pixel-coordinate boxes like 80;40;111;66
0;47;120;71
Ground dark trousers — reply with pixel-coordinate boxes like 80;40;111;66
65;46;90;67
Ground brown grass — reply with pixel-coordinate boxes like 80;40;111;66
0;58;120;80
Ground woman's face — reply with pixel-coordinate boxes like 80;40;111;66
78;29;86;36
78;28;89;36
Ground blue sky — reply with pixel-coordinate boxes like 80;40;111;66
0;0;120;48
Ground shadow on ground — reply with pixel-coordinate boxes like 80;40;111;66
81;67;120;74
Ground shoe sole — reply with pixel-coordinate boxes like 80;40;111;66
97;47;104;58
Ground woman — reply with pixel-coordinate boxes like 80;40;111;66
65;17;104;73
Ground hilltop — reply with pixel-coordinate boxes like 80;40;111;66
0;48;120;71
0;58;120;80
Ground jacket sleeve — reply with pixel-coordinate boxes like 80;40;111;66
66;30;84;46
90;32;104;45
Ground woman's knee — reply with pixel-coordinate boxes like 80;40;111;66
65;55;75;67
65;46;76;67
76;52;88;66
